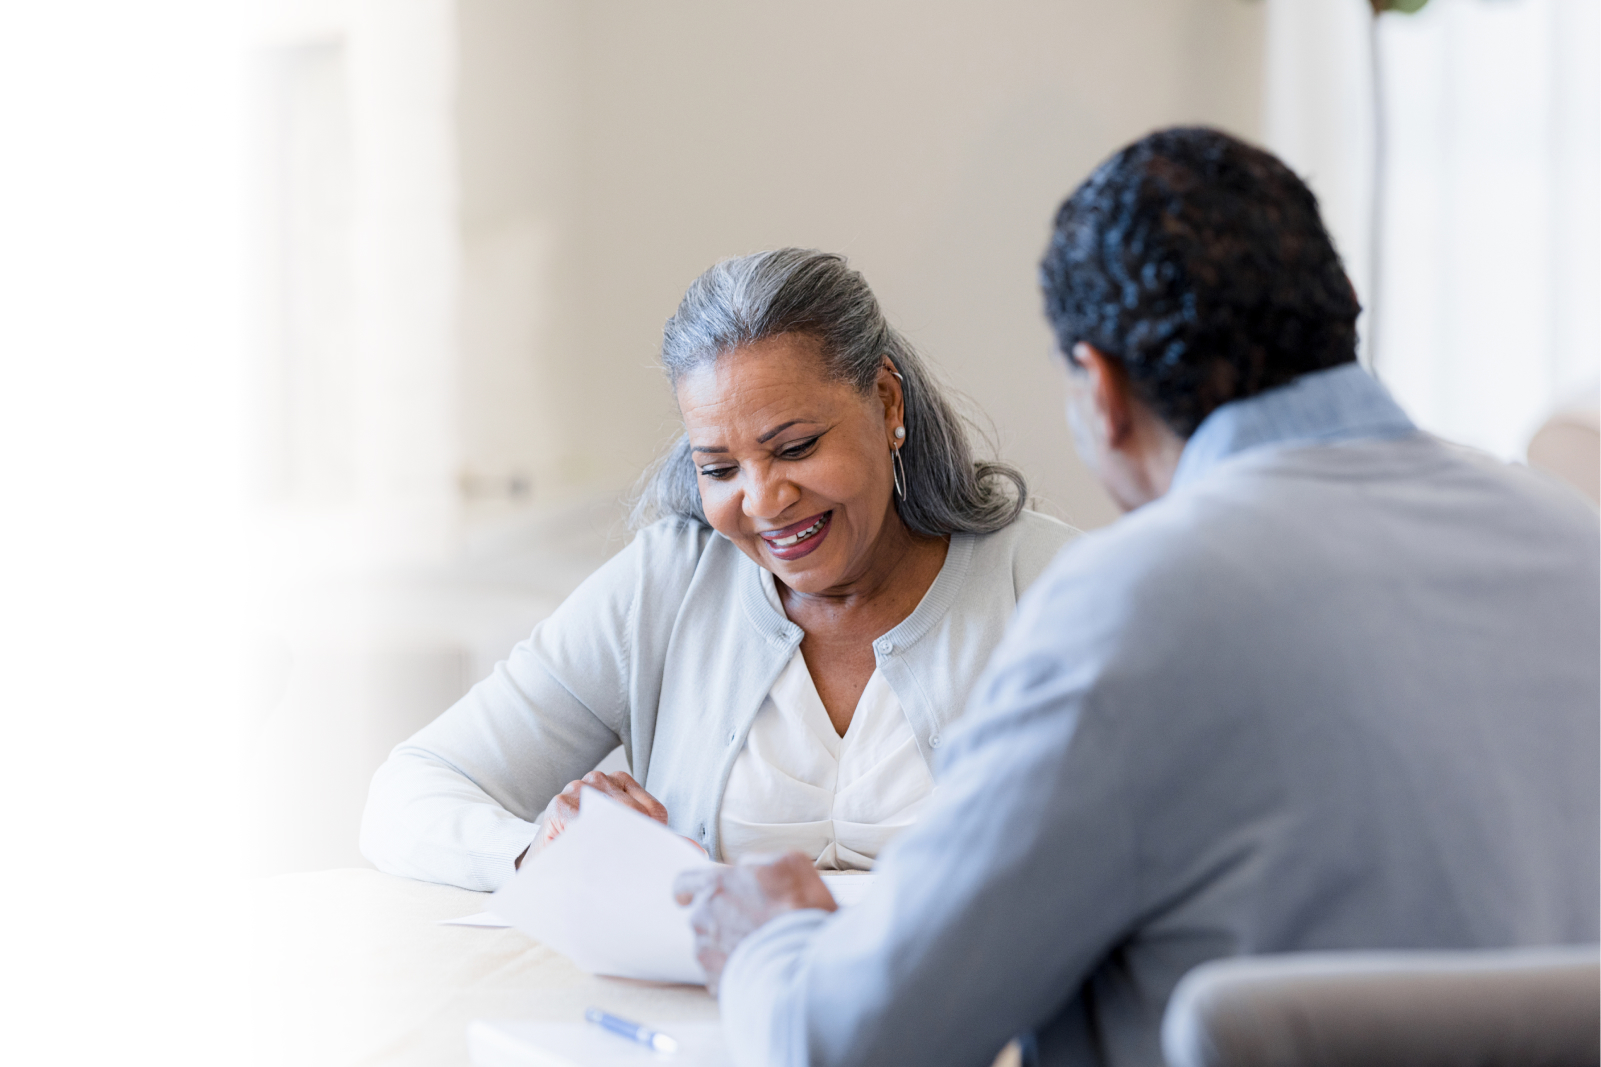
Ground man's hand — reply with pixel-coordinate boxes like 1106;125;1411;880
672;852;837;995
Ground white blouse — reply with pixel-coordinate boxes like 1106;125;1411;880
717;639;935;871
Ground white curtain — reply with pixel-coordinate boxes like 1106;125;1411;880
1264;0;1598;459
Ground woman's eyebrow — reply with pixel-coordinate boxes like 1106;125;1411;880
757;420;819;444
691;420;822;455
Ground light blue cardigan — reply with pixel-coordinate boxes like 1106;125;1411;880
361;511;1075;889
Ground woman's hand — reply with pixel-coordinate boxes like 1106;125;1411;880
672;852;837;995
518;770;708;867
545;769;666;841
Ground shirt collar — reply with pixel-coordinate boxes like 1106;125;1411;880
1170;362;1416;490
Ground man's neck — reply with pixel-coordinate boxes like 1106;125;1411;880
1110;407;1186;512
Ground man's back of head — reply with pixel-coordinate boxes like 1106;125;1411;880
1040;126;1361;438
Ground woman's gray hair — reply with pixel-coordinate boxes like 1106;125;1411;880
631;248;1026;536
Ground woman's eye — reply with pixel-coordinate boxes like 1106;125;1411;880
779;437;820;460
699;466;737;481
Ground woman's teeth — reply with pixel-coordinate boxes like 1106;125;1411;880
770;515;826;548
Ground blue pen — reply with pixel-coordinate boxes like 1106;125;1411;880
584;1008;680;1054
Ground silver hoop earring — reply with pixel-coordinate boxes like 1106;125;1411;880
892;447;908;501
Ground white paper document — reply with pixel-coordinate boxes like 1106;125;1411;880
485;791;879;983
440;911;512;928
819;872;874;908
447;874;870;933
490;790;716;984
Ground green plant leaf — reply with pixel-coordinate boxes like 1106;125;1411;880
1371;0;1431;12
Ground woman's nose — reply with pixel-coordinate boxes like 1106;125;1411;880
743;465;799;519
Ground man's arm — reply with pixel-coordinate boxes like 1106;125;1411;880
704;677;1144;1067
680;524;1271;1067
672;538;1182;1067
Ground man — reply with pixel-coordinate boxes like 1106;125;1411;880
673;128;1600;1067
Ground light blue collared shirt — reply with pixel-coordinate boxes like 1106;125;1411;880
1170;361;1416;490
719;363;1600;1067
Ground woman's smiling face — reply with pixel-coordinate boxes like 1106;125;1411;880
676;333;904;596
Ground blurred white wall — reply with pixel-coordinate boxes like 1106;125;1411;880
2;3;250;1059
247;0;1268;874
1265;0;1599;459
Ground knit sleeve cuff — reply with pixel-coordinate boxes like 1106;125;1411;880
467;813;544;891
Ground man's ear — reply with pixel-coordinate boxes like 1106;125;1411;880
1073;343;1134;447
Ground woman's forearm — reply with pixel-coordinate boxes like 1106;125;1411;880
360;745;545;891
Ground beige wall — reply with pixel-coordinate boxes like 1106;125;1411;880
247;0;1266;874
457;0;1266;531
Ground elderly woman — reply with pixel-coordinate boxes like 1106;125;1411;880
360;249;1074;891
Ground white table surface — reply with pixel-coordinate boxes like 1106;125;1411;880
251;867;1022;1067
250;868;719;1067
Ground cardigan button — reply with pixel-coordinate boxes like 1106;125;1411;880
929;734;942;748
875;639;893;655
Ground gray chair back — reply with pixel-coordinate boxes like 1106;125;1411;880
1161;947;1600;1067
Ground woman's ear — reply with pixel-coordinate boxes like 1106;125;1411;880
877;357;906;435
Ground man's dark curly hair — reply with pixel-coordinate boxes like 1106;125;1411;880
1039;127;1361;437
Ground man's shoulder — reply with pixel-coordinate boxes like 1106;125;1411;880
1009;498;1231;664
1025;430;1599;631
1220;431;1600;548
1416;436;1600;532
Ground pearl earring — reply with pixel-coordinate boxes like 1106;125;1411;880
894;426;906;440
